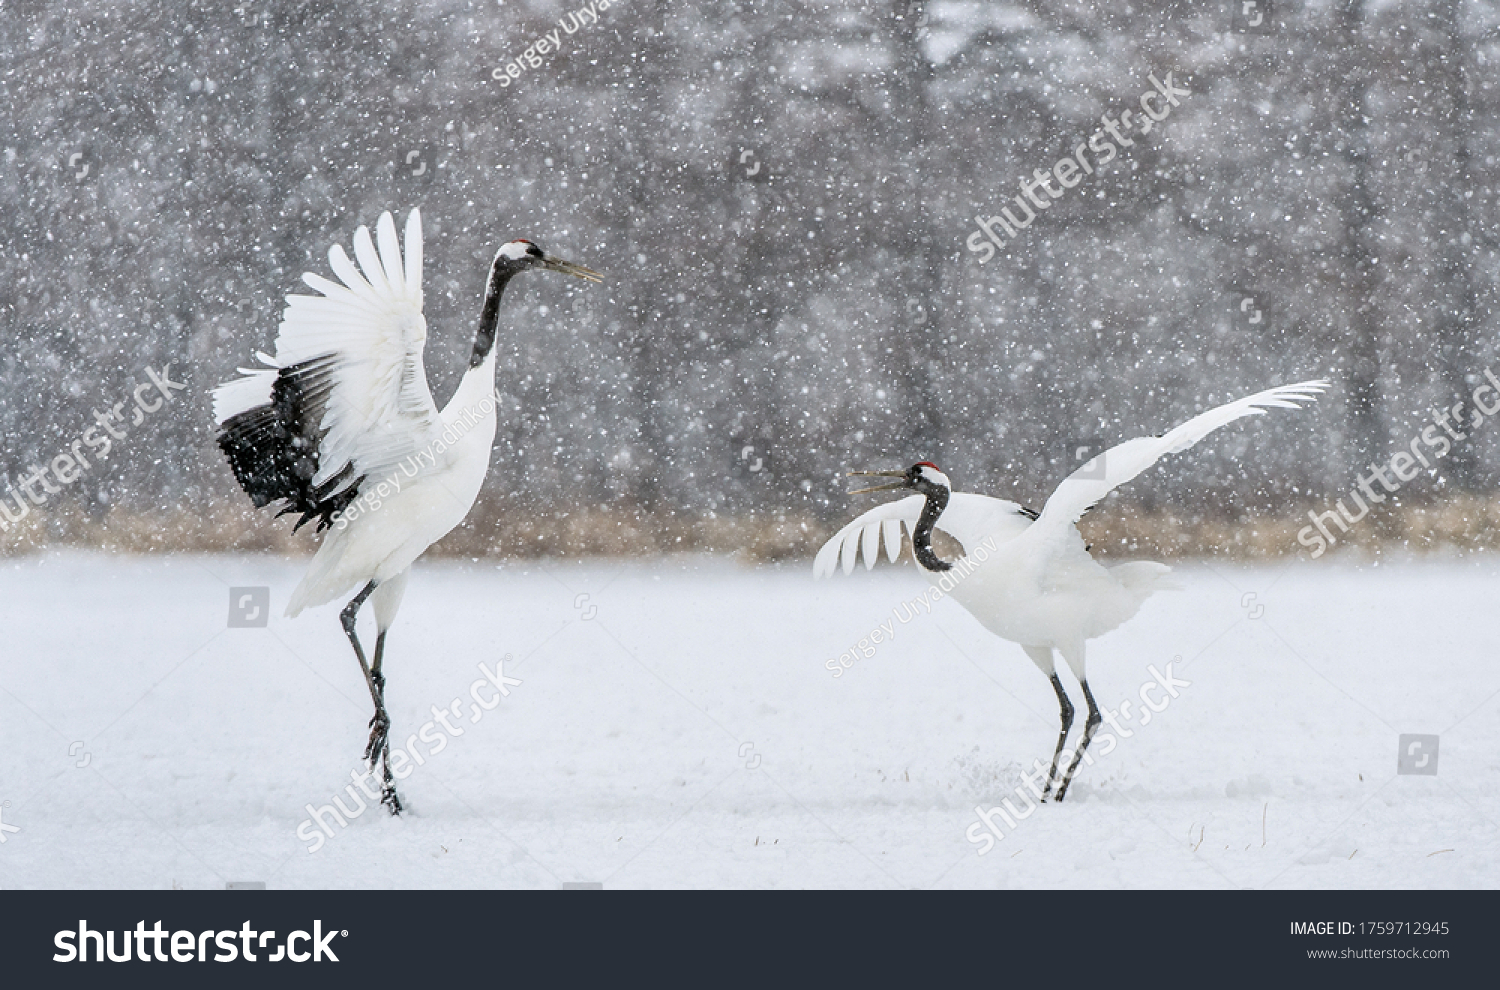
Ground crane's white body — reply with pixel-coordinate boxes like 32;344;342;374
286;362;498;621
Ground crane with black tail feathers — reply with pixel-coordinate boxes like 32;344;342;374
212;208;600;814
815;380;1327;801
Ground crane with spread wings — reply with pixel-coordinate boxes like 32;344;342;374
213;208;600;813
816;381;1326;800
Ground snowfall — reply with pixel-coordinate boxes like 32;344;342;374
1;550;1496;889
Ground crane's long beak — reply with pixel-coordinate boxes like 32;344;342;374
543;256;603;282
847;470;907;495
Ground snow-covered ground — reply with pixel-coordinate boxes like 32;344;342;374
1;550;1496;889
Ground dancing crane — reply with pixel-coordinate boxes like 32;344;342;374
815;381;1326;801
212;208;600;813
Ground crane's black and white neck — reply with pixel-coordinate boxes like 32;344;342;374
470;240;540;369
847;461;956;572
907;462;955;573
469;239;602;370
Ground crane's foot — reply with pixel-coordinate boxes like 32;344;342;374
365;710;390;764
381;784;404;816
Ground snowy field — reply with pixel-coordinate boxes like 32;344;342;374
1;550;1497;889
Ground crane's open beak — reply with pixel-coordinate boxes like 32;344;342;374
543;256;603;282
846;470;908;495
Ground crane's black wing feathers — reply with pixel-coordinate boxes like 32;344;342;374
216;354;365;533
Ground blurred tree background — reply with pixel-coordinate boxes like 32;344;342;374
2;0;1498;558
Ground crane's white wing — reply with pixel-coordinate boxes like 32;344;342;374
1035;380;1328;531
813;492;1037;578
213;208;439;531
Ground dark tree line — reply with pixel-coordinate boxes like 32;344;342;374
2;0;1497;551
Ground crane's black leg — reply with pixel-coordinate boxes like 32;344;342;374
1041;673;1074;801
1054;680;1102;802
369;629;402;815
365;630;388;763
341;581;402;815
340;580;381;728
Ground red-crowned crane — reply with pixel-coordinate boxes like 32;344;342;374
212;208;600;813
815;381;1326;800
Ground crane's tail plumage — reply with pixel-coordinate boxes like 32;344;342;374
1108;561;1182;596
283;520;361;617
